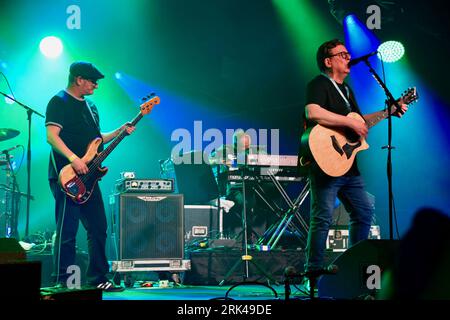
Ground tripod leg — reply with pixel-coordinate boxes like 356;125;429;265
249;260;279;285
218;257;243;286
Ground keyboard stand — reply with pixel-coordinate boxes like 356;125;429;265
256;174;310;251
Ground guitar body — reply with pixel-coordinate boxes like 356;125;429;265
301;112;369;177
59;137;108;204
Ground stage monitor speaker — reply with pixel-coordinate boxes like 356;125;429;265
0;261;41;300
0;237;26;262
113;193;184;260
318;239;399;299
0;238;41;300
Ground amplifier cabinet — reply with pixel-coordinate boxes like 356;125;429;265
184;205;220;243
110;193;184;261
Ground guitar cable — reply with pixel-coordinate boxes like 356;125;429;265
54;195;67;286
50;150;66;286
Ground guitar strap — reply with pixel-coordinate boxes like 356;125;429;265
50;149;60;179
85;100;102;138
321;73;352;112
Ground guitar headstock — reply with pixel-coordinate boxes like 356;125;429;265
140;93;160;115
401;87;419;105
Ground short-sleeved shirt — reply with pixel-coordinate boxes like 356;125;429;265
45;90;103;180
303;74;363;176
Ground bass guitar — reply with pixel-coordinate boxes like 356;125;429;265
59;95;160;203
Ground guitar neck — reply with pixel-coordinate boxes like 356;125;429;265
366;109;391;129
96;112;143;163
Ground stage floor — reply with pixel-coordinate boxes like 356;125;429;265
101;284;307;301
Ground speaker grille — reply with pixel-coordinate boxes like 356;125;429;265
119;193;184;260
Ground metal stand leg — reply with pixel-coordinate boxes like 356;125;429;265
257;177;310;250
218;170;279;286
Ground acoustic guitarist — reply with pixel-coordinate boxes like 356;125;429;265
299;39;408;282
45;61;134;291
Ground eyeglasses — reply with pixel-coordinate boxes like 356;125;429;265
83;78;98;85
328;51;351;60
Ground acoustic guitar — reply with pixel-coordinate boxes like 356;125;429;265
299;87;418;177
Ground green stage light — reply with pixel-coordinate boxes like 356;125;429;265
39;36;63;58
377;41;405;63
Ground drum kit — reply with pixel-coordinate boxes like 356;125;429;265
0;128;20;238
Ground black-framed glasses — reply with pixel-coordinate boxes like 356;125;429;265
328;51;351;60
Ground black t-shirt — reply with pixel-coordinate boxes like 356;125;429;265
45;90;103;180
303;74;363;176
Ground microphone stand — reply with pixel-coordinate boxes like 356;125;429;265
361;60;401;240
4;150;20;238
0;90;43;239
284;269;336;300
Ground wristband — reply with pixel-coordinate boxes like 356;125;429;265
68;154;78;162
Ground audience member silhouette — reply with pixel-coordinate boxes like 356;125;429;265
380;207;450;299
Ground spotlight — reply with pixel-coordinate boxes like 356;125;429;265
39;36;63;59
377;41;405;63
329;0;404;26
115;72;122;80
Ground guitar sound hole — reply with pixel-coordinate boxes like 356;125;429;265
344;129;360;143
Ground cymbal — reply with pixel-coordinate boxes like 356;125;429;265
0;128;20;141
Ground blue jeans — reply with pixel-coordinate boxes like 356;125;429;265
305;173;374;271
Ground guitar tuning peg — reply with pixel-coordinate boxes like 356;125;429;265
141;97;147;102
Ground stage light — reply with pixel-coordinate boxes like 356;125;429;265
39;36;63;58
343;13;358;26
377;41;405;63
115;72;122;80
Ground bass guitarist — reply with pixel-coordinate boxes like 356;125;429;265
45;61;134;291
299;39;408;281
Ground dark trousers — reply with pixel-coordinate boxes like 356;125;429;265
305;173;374;271
50;180;109;286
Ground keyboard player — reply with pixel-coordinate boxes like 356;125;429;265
209;130;276;244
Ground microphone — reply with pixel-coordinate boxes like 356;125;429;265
304;264;339;278
284;264;339;278
1;145;20;154
284;266;297;277
348;51;378;67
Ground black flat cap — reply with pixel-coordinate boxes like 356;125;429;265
69;61;104;80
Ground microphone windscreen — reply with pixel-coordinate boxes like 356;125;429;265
327;264;339;274
284;266;297;277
